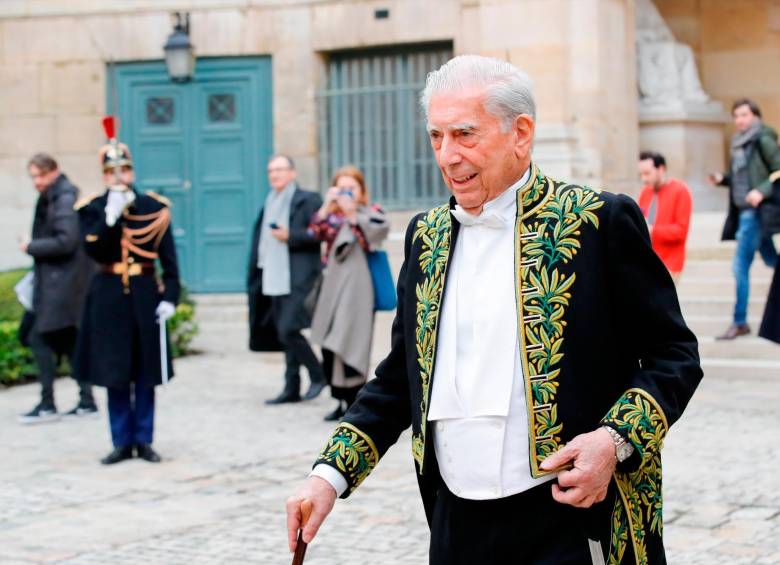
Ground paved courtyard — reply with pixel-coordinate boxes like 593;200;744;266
1;217;779;564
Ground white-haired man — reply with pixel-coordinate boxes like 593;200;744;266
286;55;702;564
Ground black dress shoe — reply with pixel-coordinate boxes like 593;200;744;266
265;391;302;405
136;444;162;463
302;382;325;401
101;446;133;465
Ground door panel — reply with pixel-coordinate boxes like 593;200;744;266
115;58;272;292
129;84;192;287
193;79;253;291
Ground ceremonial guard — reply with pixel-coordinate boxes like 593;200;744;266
73;118;180;465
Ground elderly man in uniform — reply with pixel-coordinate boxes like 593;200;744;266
286;56;702;564
73;140;180;465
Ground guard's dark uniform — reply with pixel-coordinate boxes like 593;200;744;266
73;187;180;451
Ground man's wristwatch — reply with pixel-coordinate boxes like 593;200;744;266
602;425;634;463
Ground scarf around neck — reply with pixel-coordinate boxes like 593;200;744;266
259;182;296;296
731;121;763;172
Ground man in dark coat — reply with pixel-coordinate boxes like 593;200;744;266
708;98;780;339
247;155;325;404
72;142;180;465
18;153;95;424
286;56;702;564
759;260;780;344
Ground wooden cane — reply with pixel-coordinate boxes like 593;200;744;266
292;499;313;565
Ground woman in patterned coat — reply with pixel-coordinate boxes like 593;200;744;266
308;166;389;421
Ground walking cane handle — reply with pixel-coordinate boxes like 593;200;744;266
301;499;313;527
292;499;314;565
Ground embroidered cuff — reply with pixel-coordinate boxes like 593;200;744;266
314;423;379;498
601;388;669;469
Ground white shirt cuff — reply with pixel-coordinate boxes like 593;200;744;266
310;464;348;497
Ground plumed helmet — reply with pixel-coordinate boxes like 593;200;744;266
99;142;133;171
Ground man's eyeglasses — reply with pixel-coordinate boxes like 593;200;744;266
267;167;291;174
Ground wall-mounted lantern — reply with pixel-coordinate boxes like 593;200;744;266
163;12;195;82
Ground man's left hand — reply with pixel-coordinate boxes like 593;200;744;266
746;189;765;208
271;226;289;242
540;427;616;508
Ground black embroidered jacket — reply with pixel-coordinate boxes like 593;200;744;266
314;166;702;564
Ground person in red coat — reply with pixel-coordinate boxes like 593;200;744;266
637;152;693;283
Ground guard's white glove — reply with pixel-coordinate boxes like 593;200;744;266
156;301;176;323
104;189;136;227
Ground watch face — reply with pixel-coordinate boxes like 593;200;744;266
617;443;633;462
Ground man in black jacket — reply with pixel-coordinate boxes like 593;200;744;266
708;99;780;339
247;155;325;404
18;153;95;424
286;56;702;564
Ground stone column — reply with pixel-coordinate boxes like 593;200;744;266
458;0;640;194
635;0;728;211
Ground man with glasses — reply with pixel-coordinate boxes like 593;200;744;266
248;154;325;404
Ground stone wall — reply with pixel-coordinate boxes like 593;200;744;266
0;0;640;269
656;0;780;150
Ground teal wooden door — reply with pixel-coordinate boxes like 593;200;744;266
115;58;273;292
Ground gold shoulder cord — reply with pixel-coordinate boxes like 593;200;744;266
118;207;171;292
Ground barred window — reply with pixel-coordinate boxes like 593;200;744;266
318;44;453;209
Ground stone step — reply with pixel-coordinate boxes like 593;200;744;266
676;280;770;298
684;315;762;338
679;296;767;318
681;260;774;278
192;293;247;307
195;306;248;323
697;336;778;360
700;357;780;381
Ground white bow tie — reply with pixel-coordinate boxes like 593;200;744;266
450;205;507;228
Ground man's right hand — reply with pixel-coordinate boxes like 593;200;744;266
285;476;337;553
706;172;723;186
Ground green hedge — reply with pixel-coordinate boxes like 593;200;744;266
0;269;26;321
0;268;199;386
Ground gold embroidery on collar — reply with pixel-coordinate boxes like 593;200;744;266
516;174;604;477
411;205;452;471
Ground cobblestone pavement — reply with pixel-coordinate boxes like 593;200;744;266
1;258;779;564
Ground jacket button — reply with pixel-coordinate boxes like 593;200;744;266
128;257;135;264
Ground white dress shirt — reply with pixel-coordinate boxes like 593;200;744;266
428;168;554;500
311;168;555;499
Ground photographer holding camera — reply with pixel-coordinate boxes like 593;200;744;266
308;165;389;421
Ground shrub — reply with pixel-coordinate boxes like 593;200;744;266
0;321;35;385
168;301;198;358
0;269;27;322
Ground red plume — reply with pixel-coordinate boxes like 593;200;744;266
102;116;119;140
